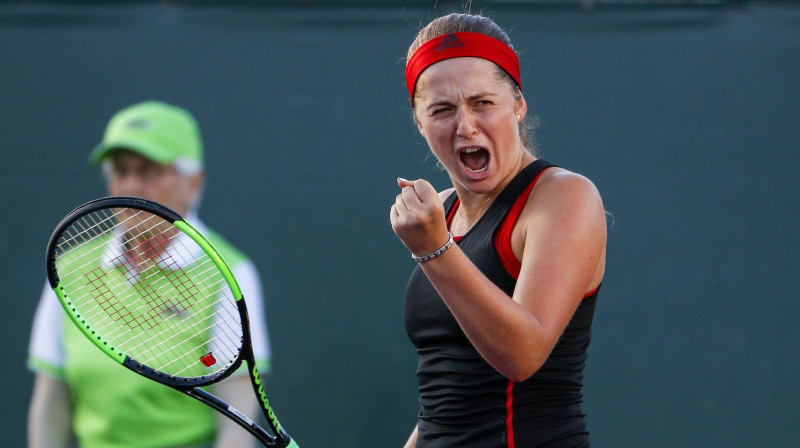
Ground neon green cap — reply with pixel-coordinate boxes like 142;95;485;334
90;101;204;168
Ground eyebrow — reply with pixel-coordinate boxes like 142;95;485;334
424;91;498;111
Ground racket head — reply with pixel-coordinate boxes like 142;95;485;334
46;196;247;387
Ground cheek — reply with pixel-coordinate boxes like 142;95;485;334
488;114;519;142
140;179;176;205
423;125;454;158
107;176;138;196
164;179;195;212
422;119;453;143
107;181;121;195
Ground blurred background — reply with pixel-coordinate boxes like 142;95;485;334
2;0;798;446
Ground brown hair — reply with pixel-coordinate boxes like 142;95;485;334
407;13;535;151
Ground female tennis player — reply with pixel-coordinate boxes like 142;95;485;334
390;13;607;448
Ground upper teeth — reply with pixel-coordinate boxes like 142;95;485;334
462;148;481;153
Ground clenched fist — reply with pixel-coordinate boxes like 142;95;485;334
390;178;451;258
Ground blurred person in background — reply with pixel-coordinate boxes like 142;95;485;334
27;101;272;448
391;13;607;448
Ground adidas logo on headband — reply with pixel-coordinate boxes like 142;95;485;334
436;34;466;51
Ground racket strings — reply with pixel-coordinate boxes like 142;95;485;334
54;207;244;379
60;209;176;328
71;244;242;374
58;208;124;277
60;209;167;288
63;219;238;376
119;234;244;372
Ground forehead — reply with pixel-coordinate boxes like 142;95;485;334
416;57;508;100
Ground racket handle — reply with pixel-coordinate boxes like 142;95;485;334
282;438;300;448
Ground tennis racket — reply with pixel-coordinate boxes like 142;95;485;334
45;196;298;448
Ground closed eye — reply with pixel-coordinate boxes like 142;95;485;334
427;104;454;116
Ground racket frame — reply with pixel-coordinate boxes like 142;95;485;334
45;196;297;448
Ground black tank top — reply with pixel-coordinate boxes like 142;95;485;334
404;160;598;448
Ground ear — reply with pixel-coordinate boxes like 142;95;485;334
515;94;528;122
415;111;425;138
187;171;205;202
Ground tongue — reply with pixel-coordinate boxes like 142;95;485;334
462;149;489;171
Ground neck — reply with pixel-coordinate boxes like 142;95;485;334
457;151;533;205
450;151;534;235
450;193;493;236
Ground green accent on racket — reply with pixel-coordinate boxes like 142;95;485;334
46;196;298;448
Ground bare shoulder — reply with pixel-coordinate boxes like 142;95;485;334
533;168;603;207
523;167;605;224
438;187;456;202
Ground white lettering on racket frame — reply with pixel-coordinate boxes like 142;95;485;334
228;405;255;427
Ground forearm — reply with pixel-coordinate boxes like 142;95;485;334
403;424;418;448
28;374;73;448
418;246;551;381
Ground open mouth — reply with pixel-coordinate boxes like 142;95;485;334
459;147;490;173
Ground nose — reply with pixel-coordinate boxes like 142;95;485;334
113;172;144;197
455;107;479;138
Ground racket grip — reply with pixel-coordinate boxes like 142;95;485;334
270;435;299;448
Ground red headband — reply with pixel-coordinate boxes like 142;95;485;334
405;32;521;101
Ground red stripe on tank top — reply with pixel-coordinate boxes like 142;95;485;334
506;379;515;448
494;168;599;299
446;199;461;241
493;169;549;279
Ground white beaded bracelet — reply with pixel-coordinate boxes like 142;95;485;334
411;233;454;263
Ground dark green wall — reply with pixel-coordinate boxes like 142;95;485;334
2;2;798;447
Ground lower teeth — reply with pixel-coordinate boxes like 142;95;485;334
466;165;488;173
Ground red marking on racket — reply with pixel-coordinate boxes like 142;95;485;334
200;353;217;367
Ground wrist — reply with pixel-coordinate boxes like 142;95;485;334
410;233;454;263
